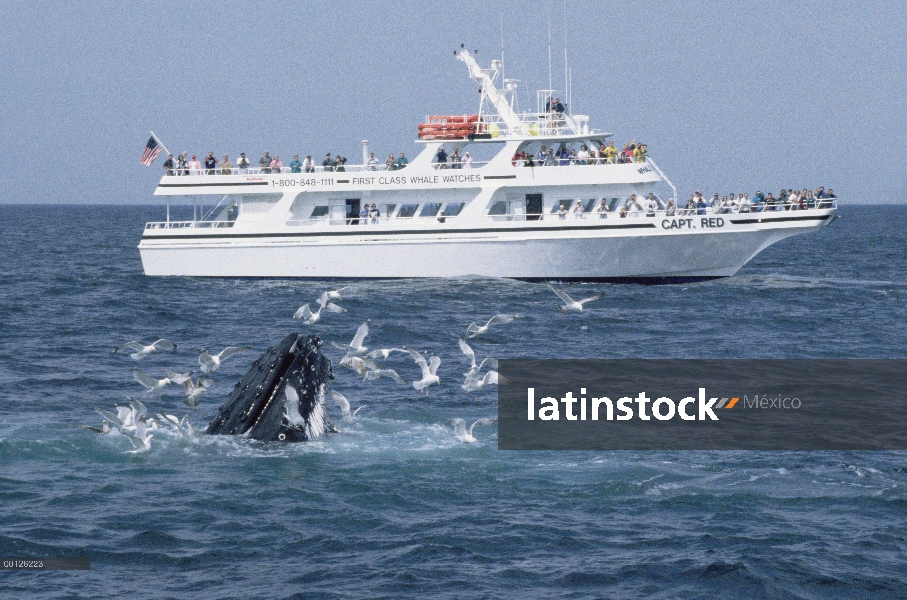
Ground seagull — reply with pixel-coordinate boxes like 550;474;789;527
331;320;370;357
199;346;252;374
366;347;407;360
547;284;605;313
403;348;440;394
317;285;360;306
466;314;518;339
458;338;498;379
330;391;367;421
180;375;213;408
114;339;177;361
81;420;111;434
125;420;154;454
449;417;497;443
462;370;502;393
132;368;173;397
95;404;133;429
339;356;380;376
293;299;346;324
158;413;198;439
362;368;405;384
283;385;305;426
166;370;195;385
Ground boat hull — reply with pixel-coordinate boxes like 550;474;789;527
138;211;835;281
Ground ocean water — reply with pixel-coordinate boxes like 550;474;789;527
0;204;905;599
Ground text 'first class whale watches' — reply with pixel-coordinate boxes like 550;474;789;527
139;47;837;282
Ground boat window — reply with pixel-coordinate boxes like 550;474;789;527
420;203;442;217
444;202;465;216
379;204;396;218
398;204;419;218
241;193;282;214
551;200;573;213
488;201;507;216
607;198;622;211
582;198;597;212
310;206;329;219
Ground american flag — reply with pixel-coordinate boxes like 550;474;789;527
139;136;163;166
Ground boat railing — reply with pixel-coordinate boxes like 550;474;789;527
144;220;235;230
285;214;462;227
474;111;593;137
163;161;492;176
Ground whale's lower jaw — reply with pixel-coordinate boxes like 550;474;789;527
207;333;337;442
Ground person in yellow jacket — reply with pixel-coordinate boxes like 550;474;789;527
633;143;647;163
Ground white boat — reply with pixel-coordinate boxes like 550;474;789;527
139;48;837;282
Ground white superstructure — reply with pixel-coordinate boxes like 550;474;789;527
139;49;837;282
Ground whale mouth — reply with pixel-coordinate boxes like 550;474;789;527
207;333;337;442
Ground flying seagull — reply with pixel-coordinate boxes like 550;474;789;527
114;339;177;361
458;338;498;379
330;391;367;421
318;286;360;307
199;346;252;373
331;320;370;357
547;284;605;313
293;299;346;324
403;347;441;394
132;369;173;397
466;314;517;339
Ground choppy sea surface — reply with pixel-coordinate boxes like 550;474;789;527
0;204;905;599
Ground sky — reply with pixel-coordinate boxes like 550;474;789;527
1;0;905;205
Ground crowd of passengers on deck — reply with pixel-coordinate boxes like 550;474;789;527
162;150;410;175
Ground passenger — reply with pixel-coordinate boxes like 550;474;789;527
573;200;585;218
576;145;590;164
359;204;369;225
544;148;555;166
552;97;565;114
619;205;629;218
177;151;189;175
596;198;610;218
710;193;721;210
568;149;578;165
204;151;217;175
604;141;617;163
559;145;570;166
665;198;676;216
557;204;568;219
435;146;448;169
289;155;301;173
627;194;643;215
188;154;202;176
619;143;632;163
451;148;462;169
367;152;378;171
259;151;272;174
386;153;397;171
335;155;347;172
270;155;283;174
322;153;335;172
738;193;751;213
788;189;799;210
764;192;776;210
163;154;175;175
512;150;524;167
462;152;473;168
801;188;810;209
536;145;548;164
226;201;238;221
303;155;314;173
220;154;233;175
684;195;696;215
369;203;380;224
645;193;657;216
696;196;707;215
397;152;408;169
437;210;446;223
237;152;250;173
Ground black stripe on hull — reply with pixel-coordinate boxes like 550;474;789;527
141;274;726;285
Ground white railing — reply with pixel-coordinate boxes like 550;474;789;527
144;220;235;230
285;214;462;227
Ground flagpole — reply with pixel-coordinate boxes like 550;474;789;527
149;131;171;158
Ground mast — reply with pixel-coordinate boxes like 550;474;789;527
456;49;528;135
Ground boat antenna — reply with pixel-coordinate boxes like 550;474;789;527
547;0;552;92
563;0;568;110
500;13;505;84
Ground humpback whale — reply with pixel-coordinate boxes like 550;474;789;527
207;333;338;442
